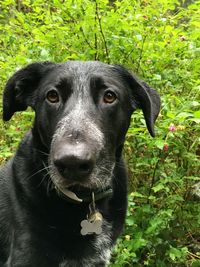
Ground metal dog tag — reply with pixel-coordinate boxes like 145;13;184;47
80;211;103;235
80;192;103;236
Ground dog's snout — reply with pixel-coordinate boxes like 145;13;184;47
53;143;95;181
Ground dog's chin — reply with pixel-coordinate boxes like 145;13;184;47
52;178;112;203
51;173;110;194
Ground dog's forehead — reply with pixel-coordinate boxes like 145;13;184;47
64;60;112;75
43;61;118;85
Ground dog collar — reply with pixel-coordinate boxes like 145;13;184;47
55;186;113;204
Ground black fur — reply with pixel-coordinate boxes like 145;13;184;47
0;61;160;266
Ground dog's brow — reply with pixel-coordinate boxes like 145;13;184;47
90;76;107;89
55;77;71;89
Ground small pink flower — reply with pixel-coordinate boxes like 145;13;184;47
169;124;176;132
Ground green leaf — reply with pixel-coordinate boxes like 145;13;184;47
192;260;200;267
154;139;166;150
166;111;175;118
152;183;165;193
194;110;200;118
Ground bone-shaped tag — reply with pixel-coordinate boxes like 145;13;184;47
80;211;103;235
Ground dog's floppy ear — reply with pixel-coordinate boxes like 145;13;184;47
113;65;161;137
3;62;55;121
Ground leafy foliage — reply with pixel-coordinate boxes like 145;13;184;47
0;0;200;266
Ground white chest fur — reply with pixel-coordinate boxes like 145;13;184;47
59;221;112;267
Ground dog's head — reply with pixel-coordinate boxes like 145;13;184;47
3;61;160;195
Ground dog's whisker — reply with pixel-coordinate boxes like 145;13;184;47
46;178;54;196
24;166;50;182
36;171;51;188
33;148;50;157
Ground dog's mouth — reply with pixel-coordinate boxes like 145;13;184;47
49;155;115;203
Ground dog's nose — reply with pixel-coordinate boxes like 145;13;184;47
53;143;95;181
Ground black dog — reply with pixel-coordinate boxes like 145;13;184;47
0;61;160;266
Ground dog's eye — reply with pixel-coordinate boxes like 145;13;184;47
103;91;117;104
46;90;59;103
